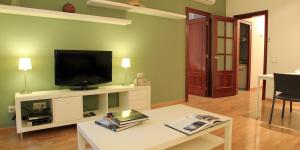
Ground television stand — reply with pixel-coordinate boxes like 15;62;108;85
70;85;98;91
15;85;151;140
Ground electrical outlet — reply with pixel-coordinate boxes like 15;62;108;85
8;106;15;113
33;102;47;110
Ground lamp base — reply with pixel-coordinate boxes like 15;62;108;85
20;90;31;94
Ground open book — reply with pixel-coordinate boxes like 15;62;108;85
165;114;229;135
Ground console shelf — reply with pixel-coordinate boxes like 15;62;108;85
87;0;186;20
15;85;151;136
0;4;131;25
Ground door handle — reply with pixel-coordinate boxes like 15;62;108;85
215;56;219;59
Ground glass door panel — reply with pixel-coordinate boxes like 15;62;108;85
226;22;233;38
226;55;233;71
217;21;225;36
217;55;225;71
226;39;233;54
217;38;225;53
216;20;234;72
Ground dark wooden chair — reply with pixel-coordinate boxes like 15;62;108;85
269;73;300;124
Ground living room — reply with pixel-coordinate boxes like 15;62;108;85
1;0;300;150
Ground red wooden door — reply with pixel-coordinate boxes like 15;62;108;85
212;16;237;98
187;18;208;96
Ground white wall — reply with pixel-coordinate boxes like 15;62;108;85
227;0;300;98
245;16;265;89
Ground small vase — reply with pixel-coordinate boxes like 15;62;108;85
11;0;21;6
127;0;144;7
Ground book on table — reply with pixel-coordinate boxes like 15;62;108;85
109;109;149;125
95;118;143;132
165;114;229;135
95;109;149;132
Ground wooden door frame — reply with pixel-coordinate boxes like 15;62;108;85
234;10;268;99
211;15;237;98
185;7;211;101
237;20;252;90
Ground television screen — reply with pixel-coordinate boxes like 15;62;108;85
55;50;112;87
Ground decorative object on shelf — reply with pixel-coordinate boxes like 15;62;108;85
18;58;32;94
62;2;76;13
134;73;151;86
121;58;131;85
127;0;144;7
10;0;21;6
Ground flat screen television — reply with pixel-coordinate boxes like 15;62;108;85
55;50;112;90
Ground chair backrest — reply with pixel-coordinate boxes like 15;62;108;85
274;73;300;96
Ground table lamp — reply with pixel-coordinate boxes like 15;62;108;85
121;58;131;85
19;58;32;94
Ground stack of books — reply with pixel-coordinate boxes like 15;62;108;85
95;109;149;132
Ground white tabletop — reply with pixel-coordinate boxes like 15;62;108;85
258;72;300;79
77;104;232;150
258;74;273;79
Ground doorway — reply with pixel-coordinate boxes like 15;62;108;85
185;8;211;100
238;20;252;90
186;8;238;100
235;11;268;96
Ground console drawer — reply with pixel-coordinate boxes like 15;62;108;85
128;89;148;101
53;96;83;123
129;99;149;110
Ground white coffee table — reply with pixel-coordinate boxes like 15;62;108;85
77;104;233;150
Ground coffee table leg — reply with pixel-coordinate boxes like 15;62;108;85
77;131;87;150
256;77;261;119
224;122;232;150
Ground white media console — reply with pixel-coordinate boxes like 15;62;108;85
15;85;151;138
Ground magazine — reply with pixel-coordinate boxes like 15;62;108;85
165;114;228;135
191;114;223;125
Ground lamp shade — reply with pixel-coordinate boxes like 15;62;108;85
18;58;32;71
121;58;131;69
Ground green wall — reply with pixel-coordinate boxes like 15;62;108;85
0;0;226;128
